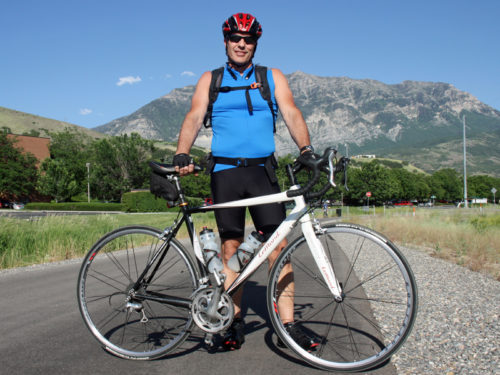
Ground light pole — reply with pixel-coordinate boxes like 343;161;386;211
86;162;90;203
463;115;468;208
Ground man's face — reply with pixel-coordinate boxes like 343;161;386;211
224;33;257;67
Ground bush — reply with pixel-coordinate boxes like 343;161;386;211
121;191;170;212
121;191;203;212
25;202;124;211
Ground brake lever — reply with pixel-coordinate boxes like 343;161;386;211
327;151;336;187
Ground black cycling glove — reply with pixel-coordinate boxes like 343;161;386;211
297;150;320;168
173;153;194;168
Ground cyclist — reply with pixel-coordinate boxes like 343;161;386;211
173;12;317;351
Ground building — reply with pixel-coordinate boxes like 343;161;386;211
352;154;376;159
7;134;50;166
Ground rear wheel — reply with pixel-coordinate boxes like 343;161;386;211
267;222;418;372
77;226;199;360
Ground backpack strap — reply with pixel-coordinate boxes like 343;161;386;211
255;66;277;133
203;67;224;128
203;65;277;132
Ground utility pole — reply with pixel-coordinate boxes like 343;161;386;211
86;162;91;203
463;115;468;208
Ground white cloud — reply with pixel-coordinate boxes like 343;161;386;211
116;76;142;86
181;71;195;77
80;108;92;115
165;74;172;79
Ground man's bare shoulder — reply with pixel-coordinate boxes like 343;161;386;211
199;71;212;84
270;68;289;84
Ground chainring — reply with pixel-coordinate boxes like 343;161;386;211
191;287;234;333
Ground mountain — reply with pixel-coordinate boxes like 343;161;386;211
94;72;500;176
0;106;105;139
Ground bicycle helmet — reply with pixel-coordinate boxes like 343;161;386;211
222;13;262;39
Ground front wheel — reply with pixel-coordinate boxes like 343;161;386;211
77;225;199;360
267;222;418;372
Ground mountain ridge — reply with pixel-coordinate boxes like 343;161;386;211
34;71;500;175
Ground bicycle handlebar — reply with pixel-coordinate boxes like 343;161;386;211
149;161;203;176
286;147;350;199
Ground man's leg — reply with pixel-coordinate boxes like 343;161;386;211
220;237;247;350
268;239;319;350
267;239;294;324
221;237;244;317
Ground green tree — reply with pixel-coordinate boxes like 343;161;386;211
390;169;430;201
429;168;462;202
38;159;80;202
0;133;39;199
345;161;400;205
38;128;91;202
467;175;500;202
89;133;156;201
181;173;211;198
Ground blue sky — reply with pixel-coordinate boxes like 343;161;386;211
1;0;499;129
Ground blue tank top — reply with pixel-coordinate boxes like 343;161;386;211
211;64;278;172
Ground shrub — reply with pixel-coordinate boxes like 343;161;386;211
121;191;203;212
25;202;123;211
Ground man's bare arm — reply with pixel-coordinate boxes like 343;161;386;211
175;71;211;174
272;68;311;152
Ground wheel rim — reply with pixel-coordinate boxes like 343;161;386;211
269;225;417;371
78;228;197;359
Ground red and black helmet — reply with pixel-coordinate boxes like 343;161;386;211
222;13;262;39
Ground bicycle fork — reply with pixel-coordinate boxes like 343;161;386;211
301;217;344;302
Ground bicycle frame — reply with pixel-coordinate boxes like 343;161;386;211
185;186;344;301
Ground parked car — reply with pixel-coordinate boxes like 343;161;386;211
12;202;25;210
0;200;12;208
394;201;413;206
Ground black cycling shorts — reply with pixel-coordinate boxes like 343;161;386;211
210;166;286;240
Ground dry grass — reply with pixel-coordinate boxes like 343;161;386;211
0;212;218;270
345;208;500;281
2;207;499;281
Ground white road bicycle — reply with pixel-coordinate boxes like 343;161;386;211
77;148;418;372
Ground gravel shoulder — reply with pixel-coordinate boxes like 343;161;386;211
393;246;499;375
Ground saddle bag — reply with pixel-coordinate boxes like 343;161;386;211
150;173;179;201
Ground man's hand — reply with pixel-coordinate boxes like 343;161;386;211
173;153;194;176
296;149;320;170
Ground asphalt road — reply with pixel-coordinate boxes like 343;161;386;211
0;244;398;375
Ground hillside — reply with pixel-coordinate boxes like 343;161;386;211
94;72;500;176
0;106;105;139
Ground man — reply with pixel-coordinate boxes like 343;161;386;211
173;12;316;351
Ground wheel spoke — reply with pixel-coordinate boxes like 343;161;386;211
78;227;198;359
268;224;417;372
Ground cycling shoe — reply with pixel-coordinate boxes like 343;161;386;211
223;318;245;351
276;322;319;351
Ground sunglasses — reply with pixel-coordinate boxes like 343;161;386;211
228;34;257;45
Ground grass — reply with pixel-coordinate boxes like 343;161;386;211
343;207;500;281
1;206;499;281
0;211;218;270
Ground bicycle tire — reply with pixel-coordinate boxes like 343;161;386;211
267;222;418;372
77;225;199;360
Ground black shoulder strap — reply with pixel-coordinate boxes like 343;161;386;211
203;65;277;132
203;67;224;128
254;66;277;133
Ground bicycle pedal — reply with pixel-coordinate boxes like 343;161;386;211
204;333;214;346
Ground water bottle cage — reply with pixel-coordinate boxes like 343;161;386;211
238;250;252;267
